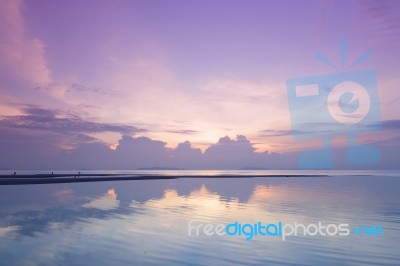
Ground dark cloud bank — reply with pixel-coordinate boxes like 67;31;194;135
0;106;398;170
52;135;295;170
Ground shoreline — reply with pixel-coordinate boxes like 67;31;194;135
0;174;330;185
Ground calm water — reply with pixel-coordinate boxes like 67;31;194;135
0;170;399;265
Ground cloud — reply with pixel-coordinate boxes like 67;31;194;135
67;83;122;96
258;125;336;143
382;119;400;130
0;129;281;169
113;135;172;169
0;0;51;86
172;141;203;169
203;135;269;169
365;136;400;146
34;82;125;104
59;134;275;170
164;129;200;135
0;105;143;135
1;126;399;169
0;105;148;169
0;126;63;169
259;129;294;138
362;119;400;133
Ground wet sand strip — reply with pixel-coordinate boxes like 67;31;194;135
0;174;329;185
0;173;126;178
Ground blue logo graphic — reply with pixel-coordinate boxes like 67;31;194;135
287;40;381;168
352;225;383;236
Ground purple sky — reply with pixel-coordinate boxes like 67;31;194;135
0;0;399;169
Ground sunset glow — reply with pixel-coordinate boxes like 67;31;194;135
0;0;399;169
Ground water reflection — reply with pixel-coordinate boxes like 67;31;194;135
0;175;399;265
83;188;119;211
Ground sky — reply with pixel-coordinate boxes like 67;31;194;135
0;0;399;169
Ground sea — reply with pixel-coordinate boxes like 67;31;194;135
0;170;399;265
